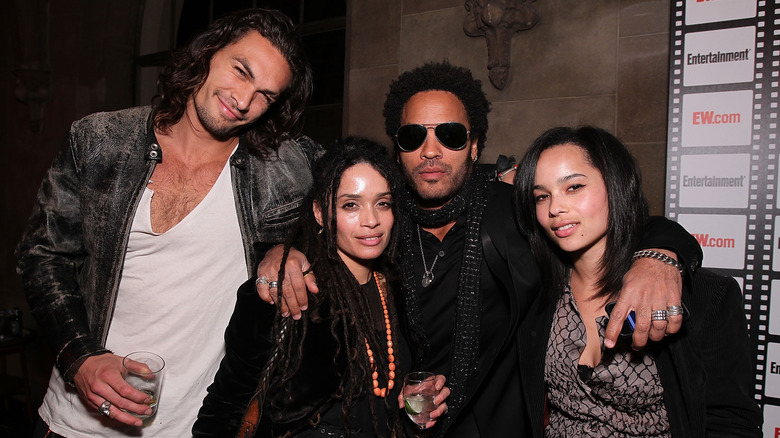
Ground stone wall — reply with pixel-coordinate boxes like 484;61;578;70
345;0;671;214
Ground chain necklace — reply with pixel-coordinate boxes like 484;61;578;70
417;225;442;288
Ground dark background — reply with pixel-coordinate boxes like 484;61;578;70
1;1;346;435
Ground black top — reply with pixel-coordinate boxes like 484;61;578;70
192;275;411;438
413;213;511;381
412;215;463;375
410;184;531;437
317;278;411;435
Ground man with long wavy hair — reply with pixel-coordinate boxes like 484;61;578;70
17;8;320;437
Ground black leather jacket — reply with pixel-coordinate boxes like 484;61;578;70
15;106;321;381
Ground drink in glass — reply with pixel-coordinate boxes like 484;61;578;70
403;371;436;429
122;351;165;420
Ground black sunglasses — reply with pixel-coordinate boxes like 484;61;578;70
395;122;470;152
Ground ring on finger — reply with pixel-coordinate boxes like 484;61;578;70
651;309;668;321
98;400;111;417
255;276;269;286
667;304;684;317
268;281;279;289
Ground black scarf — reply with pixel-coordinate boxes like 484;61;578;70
398;166;490;422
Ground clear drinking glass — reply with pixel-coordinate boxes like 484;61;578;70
121;351;165;420
402;371;436;429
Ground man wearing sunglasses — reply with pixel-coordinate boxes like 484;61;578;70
257;61;702;437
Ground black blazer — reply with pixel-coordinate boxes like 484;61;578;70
436;182;540;437
517;268;762;437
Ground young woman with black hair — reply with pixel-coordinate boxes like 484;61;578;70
193;137;448;437
514;126;762;437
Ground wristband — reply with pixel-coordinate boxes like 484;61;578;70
632;250;684;275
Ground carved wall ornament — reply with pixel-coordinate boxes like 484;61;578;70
463;0;539;90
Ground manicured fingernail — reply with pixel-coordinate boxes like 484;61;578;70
282;311;289;317
604;339;615;349
300;305;307;311
293;313;301;320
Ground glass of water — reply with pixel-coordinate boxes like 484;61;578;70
402;371;436;429
122;351;165;420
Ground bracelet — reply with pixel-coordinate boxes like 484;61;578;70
497;164;518;181
632;250;684;275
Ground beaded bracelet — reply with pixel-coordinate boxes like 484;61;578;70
632;249;684;275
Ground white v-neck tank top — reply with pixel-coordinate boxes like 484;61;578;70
40;152;246;437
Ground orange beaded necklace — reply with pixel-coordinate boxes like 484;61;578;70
364;271;396;397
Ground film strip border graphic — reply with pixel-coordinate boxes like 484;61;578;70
665;0;778;416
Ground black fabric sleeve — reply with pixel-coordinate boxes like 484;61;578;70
695;271;762;437
639;216;703;279
15;129;107;382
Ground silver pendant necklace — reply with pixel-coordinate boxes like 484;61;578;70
417;225;442;288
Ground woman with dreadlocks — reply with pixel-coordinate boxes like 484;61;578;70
193;136;449;438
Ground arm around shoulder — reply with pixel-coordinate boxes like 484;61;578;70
640;216;702;278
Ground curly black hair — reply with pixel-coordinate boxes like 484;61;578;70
153;8;312;157
383;61;491;158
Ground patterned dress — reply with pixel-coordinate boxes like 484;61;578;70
544;286;671;437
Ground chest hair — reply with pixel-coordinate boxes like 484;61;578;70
148;157;228;233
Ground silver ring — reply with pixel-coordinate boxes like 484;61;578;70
667;305;684;317
255;276;269;286
651;309;668;321
99;400;111;417
268;281;279;289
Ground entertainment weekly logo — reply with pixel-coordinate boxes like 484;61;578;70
677;214;746;269
679;154;750;208
682;90;753;147
684;26;755;86
685;0;757;26
692;232;736;249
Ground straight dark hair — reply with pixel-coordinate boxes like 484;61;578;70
514;126;649;300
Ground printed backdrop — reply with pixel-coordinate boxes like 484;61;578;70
665;1;779;436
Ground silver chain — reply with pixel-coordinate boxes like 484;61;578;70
417;225;441;288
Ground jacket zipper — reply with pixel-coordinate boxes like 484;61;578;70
100;161;157;345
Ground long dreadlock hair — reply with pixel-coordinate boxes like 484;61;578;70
260;136;405;437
